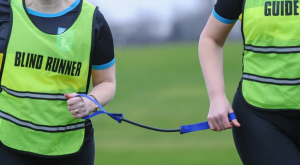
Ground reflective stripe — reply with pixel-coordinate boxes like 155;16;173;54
245;45;300;53
0;111;85;132
1;86;66;100
243;74;300;85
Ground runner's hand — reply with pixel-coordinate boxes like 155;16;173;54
64;93;97;119
207;95;240;131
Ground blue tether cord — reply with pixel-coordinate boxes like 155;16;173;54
78;94;237;134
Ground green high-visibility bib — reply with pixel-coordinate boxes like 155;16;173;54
0;0;95;156
242;0;300;109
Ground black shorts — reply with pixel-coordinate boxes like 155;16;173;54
0;137;95;165
232;90;300;165
0;120;95;165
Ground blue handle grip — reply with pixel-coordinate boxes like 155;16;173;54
180;113;237;134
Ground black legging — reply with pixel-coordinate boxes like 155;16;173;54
232;91;300;165
0;137;95;165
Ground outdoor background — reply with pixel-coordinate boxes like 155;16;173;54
87;0;244;164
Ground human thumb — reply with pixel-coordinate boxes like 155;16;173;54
64;93;78;100
229;109;241;127
231;119;241;127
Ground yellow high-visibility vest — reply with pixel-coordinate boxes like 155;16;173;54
242;0;300;110
0;0;96;156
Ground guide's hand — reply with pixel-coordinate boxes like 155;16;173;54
207;95;240;131
65;93;96;119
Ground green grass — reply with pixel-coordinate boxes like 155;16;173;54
92;42;244;165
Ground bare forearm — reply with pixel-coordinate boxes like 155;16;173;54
199;36;226;101
198;14;240;131
88;81;116;107
84;65;116;113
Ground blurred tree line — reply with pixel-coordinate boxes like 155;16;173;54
109;0;241;46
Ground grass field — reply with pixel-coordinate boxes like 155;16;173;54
91;42;244;165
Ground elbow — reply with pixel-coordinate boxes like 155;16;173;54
198;34;223;54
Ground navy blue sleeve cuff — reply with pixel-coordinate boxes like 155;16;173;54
92;58;115;70
212;8;237;24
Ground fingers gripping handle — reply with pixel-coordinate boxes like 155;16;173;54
180;113;237;134
78;94;123;123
